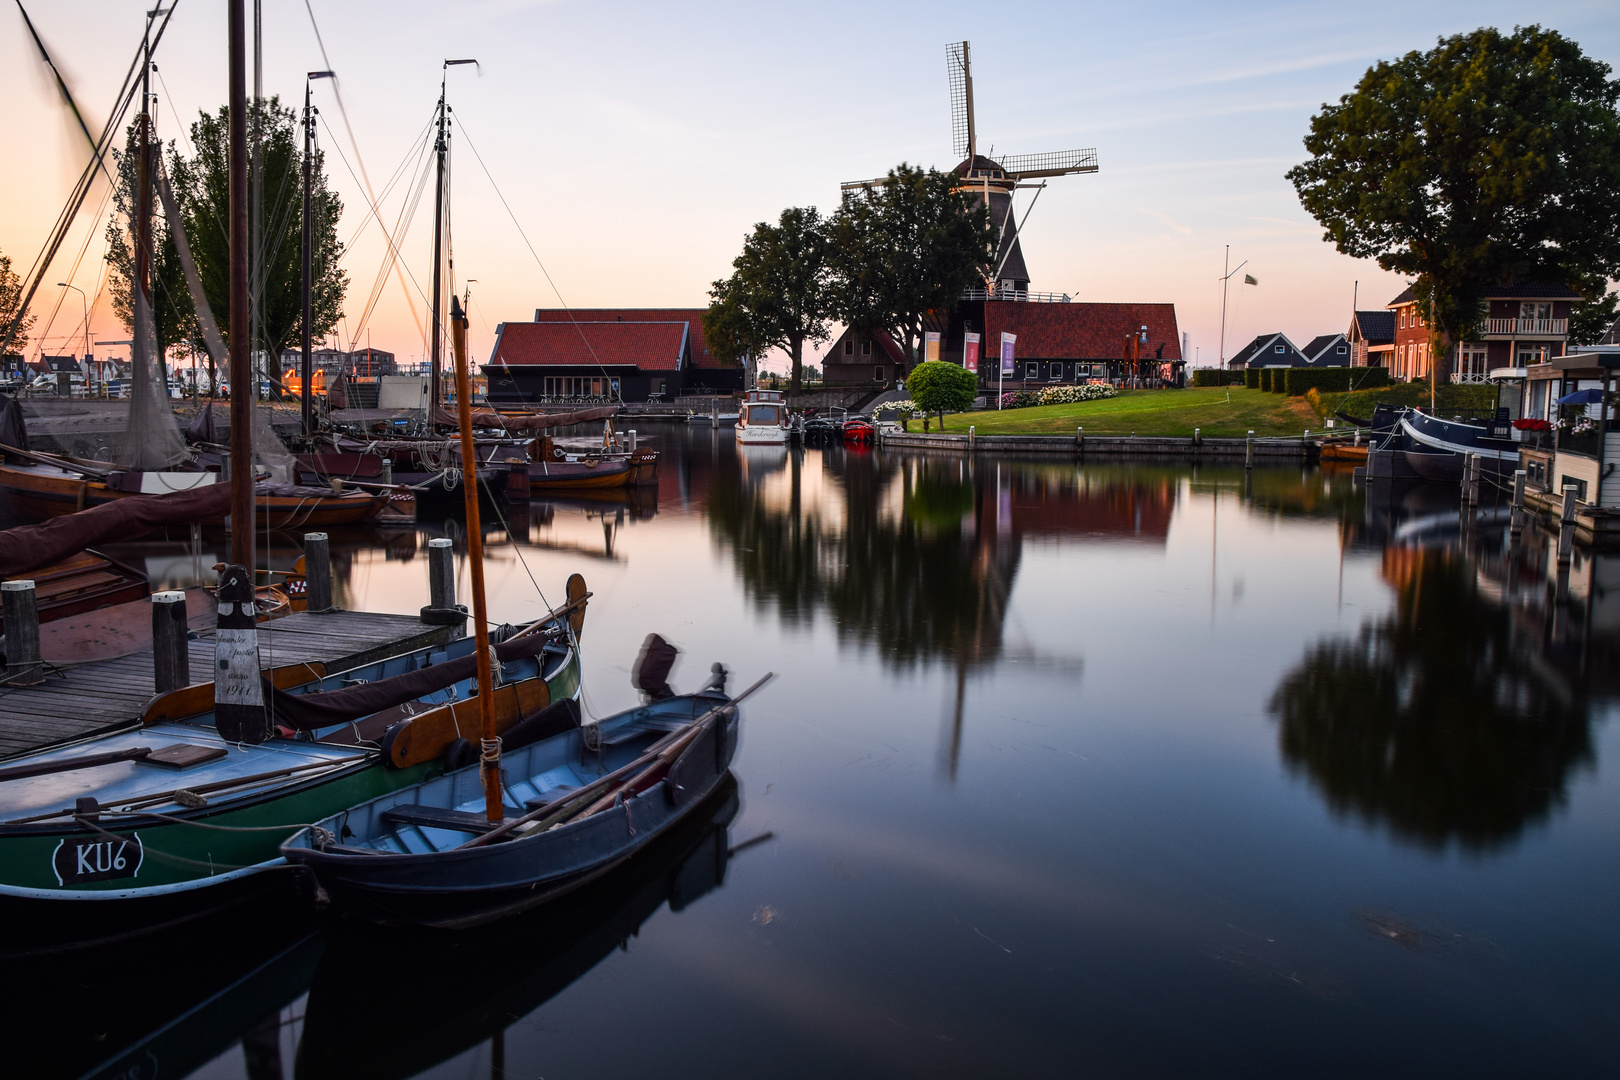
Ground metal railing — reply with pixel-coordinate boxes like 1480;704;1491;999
1485;317;1568;336
962;288;1071;304
1450;370;1490;384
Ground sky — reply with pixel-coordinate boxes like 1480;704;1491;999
2;0;1617;374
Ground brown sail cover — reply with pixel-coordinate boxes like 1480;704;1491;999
0;483;231;578
264;630;557;731
430;405;619;432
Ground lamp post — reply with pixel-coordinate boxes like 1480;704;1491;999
57;282;88;394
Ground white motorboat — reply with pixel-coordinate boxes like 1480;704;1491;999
735;389;789;445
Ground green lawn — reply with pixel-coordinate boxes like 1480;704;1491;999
929;388;1319;438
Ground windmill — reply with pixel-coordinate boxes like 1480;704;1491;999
844;41;1098;295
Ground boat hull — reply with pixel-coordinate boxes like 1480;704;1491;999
285;694;739;929
526;458;635;491
735;424;788;445
1396;412;1519;483
0;463;389;528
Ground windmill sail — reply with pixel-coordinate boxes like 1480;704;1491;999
947;41;974;161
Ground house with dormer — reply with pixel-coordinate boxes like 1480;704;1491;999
1386;282;1580;383
1228;333;1306;369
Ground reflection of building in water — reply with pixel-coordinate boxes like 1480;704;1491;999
1270;540;1606;852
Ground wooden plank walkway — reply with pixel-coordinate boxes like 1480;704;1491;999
0;610;454;760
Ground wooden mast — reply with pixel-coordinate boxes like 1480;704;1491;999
228;0;253;569
450;295;501;821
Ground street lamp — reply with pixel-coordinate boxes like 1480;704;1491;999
57;282;89;394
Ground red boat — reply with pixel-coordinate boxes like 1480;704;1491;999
841;416;875;443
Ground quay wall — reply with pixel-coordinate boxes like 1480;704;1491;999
878;431;1315;461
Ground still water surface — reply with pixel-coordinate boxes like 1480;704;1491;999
29;428;1620;1077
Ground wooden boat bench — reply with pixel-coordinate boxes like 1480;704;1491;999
380;803;504;833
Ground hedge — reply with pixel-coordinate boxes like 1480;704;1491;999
1244;369;1261;389
1192;369;1245;387
1280;366;1392;396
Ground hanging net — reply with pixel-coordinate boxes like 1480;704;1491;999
119;283;189;471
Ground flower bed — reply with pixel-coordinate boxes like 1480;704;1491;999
996;384;1119;409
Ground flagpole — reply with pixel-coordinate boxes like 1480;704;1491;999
1218;250;1250;373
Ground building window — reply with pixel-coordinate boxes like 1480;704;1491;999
1336;344;1347;354
1026;363;1038;379
843;340;853;355
1049;363;1063;381
1521;301;1553;320
875;366;884;382
1274;345;1285;354
1560;476;1588;502
861;340;872;356
652;378;665;397
1517;343;1548;366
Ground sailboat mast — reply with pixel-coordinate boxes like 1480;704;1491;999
301;79;315;438
228;0;253;569
449;295;500;822
429;78;447;418
134;14;154;375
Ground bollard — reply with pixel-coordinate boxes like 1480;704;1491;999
628;429;637;453
1194;426;1200;447
2;580;43;685
151;591;189;693
1510;469;1527;534
1245;430;1255;470
1459;454;1473;506
421;536;466;632
1557;485;1578;562
1355;429;1361;447
968;425;975;453
710;400;718;427
1467;454;1482;506
303;532;334;613
381;458;393;485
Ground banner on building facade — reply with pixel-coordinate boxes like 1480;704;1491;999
924;331;941;364
963;332;980;373
1000;333;1017;376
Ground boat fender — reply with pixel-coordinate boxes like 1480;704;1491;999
443;737;477;772
419;603;469;626
553;447;565;459
583;457;600;468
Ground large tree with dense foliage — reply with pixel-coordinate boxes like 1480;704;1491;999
829;164;991;373
1287;26;1620;382
906;359;979;429
705;206;833;394
163;96;347;362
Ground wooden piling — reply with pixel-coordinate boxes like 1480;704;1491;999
1245;430;1254;470
628;429;637;453
2;580;43;685
419;536;465;632
303;532;333;613
1467;454;1482;506
968;425;976;452
1510;469;1526;534
1459;454;1473;506
1558;485;1578;562
380;458;393;485
151;590;189;693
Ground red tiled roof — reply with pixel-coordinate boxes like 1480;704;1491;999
531;308;733;369
488;321;689;371
983;301;1181;361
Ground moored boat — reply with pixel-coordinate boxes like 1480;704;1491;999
735;389;789;445
1397;408;1519;482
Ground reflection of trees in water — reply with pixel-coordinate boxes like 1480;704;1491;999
706;450;1015;672
1269;549;1594;851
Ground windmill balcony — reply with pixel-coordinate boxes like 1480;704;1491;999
1485;317;1567;337
963;287;1071;304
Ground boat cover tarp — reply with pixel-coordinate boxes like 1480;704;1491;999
430;405;619;432
0;398;30;453
0;484;231;578
265;630;556;731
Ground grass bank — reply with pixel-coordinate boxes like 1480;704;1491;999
936;388;1317;438
1327;381;1497;420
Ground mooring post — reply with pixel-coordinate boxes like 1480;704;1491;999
1193;426;1200;448
1558;485;1578;562
1467;454;1482;506
628;429;637;453
1245;430;1255;470
1459;454;1473;507
213;564;268;743
2;580;42;685
1510;469;1527;535
1076;425;1084;455
380;457;393;485
220;450;232;534
710;400;718;427
151;590;189;693
968;424;975;452
303;532;333;613
428;537;455;610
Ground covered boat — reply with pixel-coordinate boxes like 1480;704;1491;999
1397;408;1519;482
735;389;789;445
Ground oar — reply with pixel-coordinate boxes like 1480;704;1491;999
459;672;774;849
0;746;151;784
0;441;118;478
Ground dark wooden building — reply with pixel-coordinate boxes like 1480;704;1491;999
485;308;743;404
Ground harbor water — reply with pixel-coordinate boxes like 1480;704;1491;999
11;427;1618;1078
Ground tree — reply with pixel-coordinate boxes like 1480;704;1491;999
906;359;979;429
104;125;193;362
1287;26;1620;383
829;163;991;373
705;206;833;394
0;247;34;358
165;96;347;364
1568;274;1619;346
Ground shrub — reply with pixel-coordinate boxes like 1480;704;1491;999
1192;369;1244;387
1037;383;1118;405
997;391;1041;409
1244;369;1261;389
905;361;980;429
1281;366;1391;396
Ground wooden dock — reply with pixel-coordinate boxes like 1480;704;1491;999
0;610;454;760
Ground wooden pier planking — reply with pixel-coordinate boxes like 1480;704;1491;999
0;610;454;759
